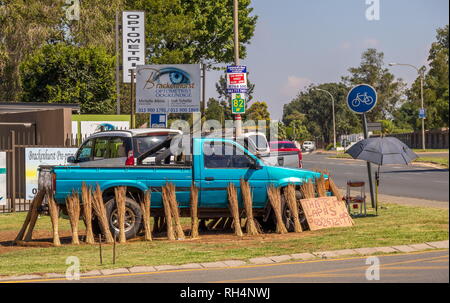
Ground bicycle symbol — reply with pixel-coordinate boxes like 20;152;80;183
352;92;374;108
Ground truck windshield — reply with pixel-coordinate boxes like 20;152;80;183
133;135;170;157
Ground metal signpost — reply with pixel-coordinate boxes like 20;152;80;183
347;84;378;209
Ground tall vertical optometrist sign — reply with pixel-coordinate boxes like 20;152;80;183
122;11;146;83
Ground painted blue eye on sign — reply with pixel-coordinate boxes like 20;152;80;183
346;84;377;114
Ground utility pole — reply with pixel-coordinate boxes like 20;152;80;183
233;0;242;137
202;63;206;119
130;69;135;128
315;88;336;152
115;11;121;115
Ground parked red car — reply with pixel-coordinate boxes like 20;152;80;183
269;141;303;168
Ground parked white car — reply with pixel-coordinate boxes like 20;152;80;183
302;141;316;152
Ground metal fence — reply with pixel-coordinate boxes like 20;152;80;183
0;130;78;213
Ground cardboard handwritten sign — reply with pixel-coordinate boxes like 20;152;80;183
300;197;354;230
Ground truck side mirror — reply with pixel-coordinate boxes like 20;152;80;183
67;156;76;164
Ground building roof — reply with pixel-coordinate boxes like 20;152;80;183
0;102;80;115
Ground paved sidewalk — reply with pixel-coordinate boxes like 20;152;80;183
0;240;447;282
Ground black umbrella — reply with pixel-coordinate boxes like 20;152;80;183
345;137;418;213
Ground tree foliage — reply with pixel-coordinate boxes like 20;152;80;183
245;101;270;122
20;43;116;114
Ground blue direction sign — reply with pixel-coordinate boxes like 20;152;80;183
150;113;167;128
347;84;377;114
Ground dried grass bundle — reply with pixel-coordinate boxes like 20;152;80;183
139;190;152;241
240;179;259;235
267;186;288;234
47;190;61;247
315;174;327;197
162;184;175;240
328;177;343;201
17;190;45;243
227;183;243;237
66;191;81;245
284;184;302;232
300;180;315;199
166;183;185;240
92;185;114;243
81;183;95;244
190;184;199;238
114;186;127;243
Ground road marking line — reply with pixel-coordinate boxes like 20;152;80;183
2;249;447;283
382;266;448;270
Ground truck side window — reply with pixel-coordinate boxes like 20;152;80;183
204;142;254;169
77;139;94;162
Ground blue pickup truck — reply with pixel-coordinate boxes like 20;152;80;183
42;136;324;238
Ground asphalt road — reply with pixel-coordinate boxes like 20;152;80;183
302;153;449;202
29;250;448;283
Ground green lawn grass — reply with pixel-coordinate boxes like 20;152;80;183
413;149;448;153
0;203;447;276
414;157;448;168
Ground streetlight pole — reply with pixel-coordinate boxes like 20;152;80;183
315;88;336;151
389;63;426;150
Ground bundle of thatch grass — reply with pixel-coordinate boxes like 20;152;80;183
227;183;243;237
267;186;288;234
47;189;61;247
166;183;185;240
240;179;259;235
66;191;81;245
114;186;127;243
92;185;114;243
300;179;315;199
161;184;175;240
315;174;327;197
284;184;302;232
81;183;95;244
15;190;45;243
190;183;199;238
328;177;343;201
140;190;152;241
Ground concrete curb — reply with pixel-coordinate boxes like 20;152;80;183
0;240;447;282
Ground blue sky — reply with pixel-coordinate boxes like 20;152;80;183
204;0;449;120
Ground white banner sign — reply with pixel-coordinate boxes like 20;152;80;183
80;121;130;138
136;64;201;114
122;11;146;83
25;148;78;200
0;152;6;206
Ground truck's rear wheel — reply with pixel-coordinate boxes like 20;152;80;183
104;196;143;240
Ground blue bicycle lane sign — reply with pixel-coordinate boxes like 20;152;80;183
346;84;377;114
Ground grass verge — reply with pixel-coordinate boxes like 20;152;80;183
414;157;448;168
0;203;448;276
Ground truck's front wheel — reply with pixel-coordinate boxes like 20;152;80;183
104;197;143;240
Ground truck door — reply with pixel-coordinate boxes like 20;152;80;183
199;140;269;208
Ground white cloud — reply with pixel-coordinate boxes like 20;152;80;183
339;41;352;50
281;76;312;97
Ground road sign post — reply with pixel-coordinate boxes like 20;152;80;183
347;84;377;210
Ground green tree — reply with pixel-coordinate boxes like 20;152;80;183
342;48;406;121
287;120;310;142
204;98;225;123
283;83;361;145
0;0;64;101
245;101;270;122
269;121;287;141
20;43;116;114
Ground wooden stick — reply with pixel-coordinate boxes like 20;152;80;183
140;190;152;241
114;186;127;243
284;184;302;232
167;183;185;240
162;184;175;240
16;190;45;242
47;190;61;247
66;191;81;245
92;185;114;243
82;183;95;244
227;183;243;237
240;179;259;235
267;186;288;234
190;183;199;238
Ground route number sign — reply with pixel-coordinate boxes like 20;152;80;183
231;93;246;114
